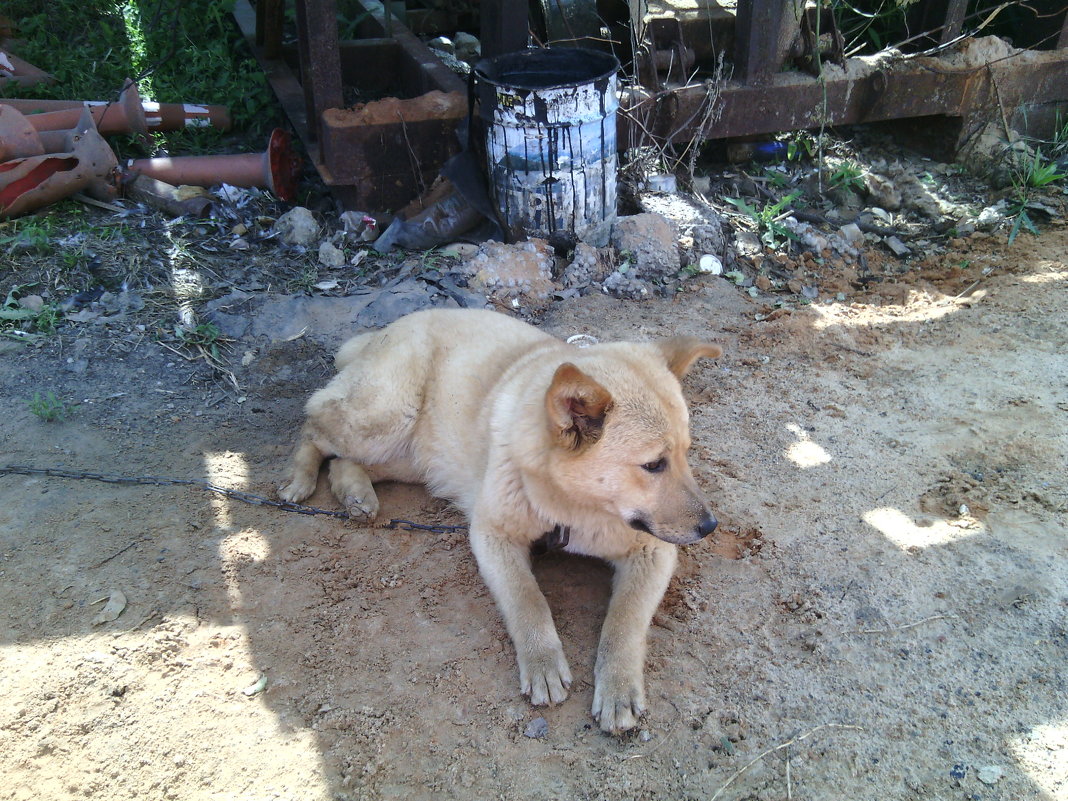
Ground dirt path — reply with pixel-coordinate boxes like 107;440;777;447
1;225;1066;801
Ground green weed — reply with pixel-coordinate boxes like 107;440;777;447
0;217;56;255
787;134;816;162
724;192;802;250
176;321;224;361
1007;149;1066;244
1;285;61;339
827;160;865;193
28;391;71;422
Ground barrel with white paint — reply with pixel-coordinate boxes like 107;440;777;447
475;48;618;246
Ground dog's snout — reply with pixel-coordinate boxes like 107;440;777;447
696;513;717;539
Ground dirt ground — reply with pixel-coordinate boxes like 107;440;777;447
1;208;1067;800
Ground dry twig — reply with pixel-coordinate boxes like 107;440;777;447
709;723;863;801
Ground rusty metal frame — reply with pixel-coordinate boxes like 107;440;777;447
623;43;1068;155
237;0;1068;213
235;0;466;211
631;0;1068;151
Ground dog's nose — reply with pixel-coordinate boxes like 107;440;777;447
696;513;717;539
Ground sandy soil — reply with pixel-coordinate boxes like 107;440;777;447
1;222;1066;801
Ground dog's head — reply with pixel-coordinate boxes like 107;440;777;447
544;337;721;546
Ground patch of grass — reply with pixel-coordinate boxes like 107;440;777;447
28;391;71;422
0;218;57;256
4;0;277;153
286;265;320;294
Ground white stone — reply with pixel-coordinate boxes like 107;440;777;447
274;206;319;246
698;254;723;275
318;241;346;267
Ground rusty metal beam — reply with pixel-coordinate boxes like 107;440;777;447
294;0;344;143
622;46;1068;151
733;0;784;84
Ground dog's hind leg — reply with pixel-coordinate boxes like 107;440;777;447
328;458;379;520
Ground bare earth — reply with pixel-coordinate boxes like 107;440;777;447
1;224;1066;801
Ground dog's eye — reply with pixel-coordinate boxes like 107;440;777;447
642;458;667;473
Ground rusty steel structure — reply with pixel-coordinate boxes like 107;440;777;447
235;0;1068;213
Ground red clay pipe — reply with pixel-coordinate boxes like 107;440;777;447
19;80;149;144
0;109;119;218
6;97;232;133
123;128;300;201
0;104;78;157
0;51;55;88
0;104;44;160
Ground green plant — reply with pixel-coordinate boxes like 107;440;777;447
763;166;792;189
827;160;865;193
28;391;71;422
1022;149;1066;189
0;285;61;339
0;217;56;255
176;321;224;359
419;249;447;272
724;192;803;249
286;265;320;294
1006;148;1066;244
787;134;816;162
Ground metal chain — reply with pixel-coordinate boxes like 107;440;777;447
0;464;466;533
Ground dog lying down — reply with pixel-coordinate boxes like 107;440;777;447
279;308;721;734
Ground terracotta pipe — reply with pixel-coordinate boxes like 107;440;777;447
6;96;231;133
20;79;149;144
0;109;119;218
0;50;54;88
124;128;301;201
0;104;101;158
0;104;44;160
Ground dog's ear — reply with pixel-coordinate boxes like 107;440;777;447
657;337;723;379
545;363;613;449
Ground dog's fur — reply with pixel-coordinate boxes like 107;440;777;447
279;308;721;733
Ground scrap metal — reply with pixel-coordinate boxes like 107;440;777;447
236;0;1068;213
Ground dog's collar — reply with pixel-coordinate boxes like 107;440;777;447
531;524;570;555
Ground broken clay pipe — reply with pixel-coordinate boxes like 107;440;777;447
0;103;118;159
123;128;300;201
0;103;91;159
0;108;120;219
0;103;44;160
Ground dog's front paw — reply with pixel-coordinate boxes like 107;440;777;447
519;645;572;706
592;669;646;734
278;475;317;504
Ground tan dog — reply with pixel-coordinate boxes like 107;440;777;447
279;308;721;733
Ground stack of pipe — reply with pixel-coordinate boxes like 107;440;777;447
0;79;299;218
